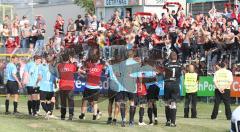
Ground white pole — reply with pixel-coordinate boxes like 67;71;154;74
191;3;192;15
234;0;238;14
31;0;34;24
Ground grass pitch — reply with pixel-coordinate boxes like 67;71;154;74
0;96;237;132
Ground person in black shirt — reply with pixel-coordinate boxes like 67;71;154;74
163;52;182;127
75;15;85;35
171;10;178;27
55;14;64;36
125;11;132;22
135;29;151;62
145;18;153;34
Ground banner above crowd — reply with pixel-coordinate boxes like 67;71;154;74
187;0;228;3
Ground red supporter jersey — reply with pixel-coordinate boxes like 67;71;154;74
152;34;161;46
177;37;183;47
78;36;84;44
137;78;147;96
151;21;158;29
106;37;110;46
178;17;184;28
238;14;240;23
58;63;77;90
54;20;64;31
87;38;97;46
86;63;104;89
231;13;236;19
64;36;75;48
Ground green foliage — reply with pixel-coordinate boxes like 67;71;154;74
74;0;95;13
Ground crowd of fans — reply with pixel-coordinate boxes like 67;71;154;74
0;4;239;129
0;15;46;54
1;5;240;76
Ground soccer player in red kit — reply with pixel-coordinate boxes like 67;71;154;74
57;54;77;120
79;47;105;120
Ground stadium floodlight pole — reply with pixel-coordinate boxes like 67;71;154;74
186;0;187;16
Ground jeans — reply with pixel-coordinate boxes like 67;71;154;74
110;45;126;60
0;72;3;85
60;90;74;118
82;43;90;59
35;39;44;54
196;44;205;58
181;43;190;63
137;47;149;61
103;46;111;60
2;36;7;48
21;38;30;48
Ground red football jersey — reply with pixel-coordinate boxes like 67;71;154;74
86;63;104;89
58;63;77;90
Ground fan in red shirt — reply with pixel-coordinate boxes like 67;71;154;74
64;32;75;48
151;13;159;30
79;47;105;120
238;13;240;24
57;53;77;120
78;32;84;45
85;30;97;46
175;32;184;54
6;37;19;54
54;14;64;34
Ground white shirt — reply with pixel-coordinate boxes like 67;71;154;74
90;21;97;30
20;19;30;28
214;68;233;90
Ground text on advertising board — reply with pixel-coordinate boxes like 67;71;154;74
105;0;128;6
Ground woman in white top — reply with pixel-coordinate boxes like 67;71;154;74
2;24;10;47
11;22;19;38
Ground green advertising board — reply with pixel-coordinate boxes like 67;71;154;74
182;76;215;97
197;76;215;96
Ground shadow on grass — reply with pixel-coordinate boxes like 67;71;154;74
70;119;108;125
0;112;44;120
176;115;230;121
